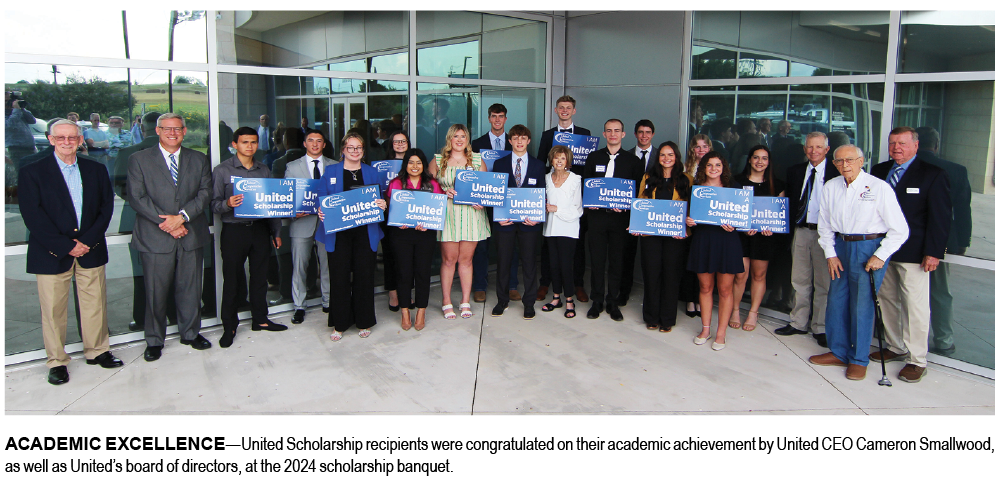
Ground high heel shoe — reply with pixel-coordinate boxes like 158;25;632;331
564;298;576;319
728;308;741;329
693;326;712;345
742;311;759;331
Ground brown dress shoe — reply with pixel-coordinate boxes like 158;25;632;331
898;364;927;383
809;352;848;366
473;291;487;303
536;285;549;301
509;289;522;301
845;364;867;380
869;348;908;363
575;286;589;303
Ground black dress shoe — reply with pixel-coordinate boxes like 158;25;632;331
617;295;629;307
48;366;69;385
388;303;400;312
322;306;330;313
491;303;507;317
774;324;808;336
128;321;142;331
251;319;288;331
813;333;828;348
144;346;162;362
86;351;123;368
586;303;603;319
930;344;956;356
607;305;624;322
220;328;236;348
685;308;698;318
523;305;536;319
180;334;212;350
292;309;306;324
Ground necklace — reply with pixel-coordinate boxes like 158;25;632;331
346;168;359;181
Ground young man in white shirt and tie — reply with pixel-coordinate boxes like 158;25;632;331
619;119;656;306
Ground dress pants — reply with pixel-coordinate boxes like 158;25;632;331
392;227;437;308
824;237;888;367
291;236;330;310
495;226;541;307
790;226;829;333
36;261;109;368
879;261;931;367
547;236;577;300
140;245;204;346
473;237;519;292
928;260;954;350
620;235;639;300
586;210;628;305
328;226;377;332
379;222;398;292
640;236;687;327
221;220;272;331
679;237;699;304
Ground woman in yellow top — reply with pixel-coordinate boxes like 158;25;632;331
429;124;491;320
680;133;712;318
631;141;692;332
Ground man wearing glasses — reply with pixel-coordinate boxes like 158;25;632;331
19;119;121;384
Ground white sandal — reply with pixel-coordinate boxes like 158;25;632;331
442;304;456;320
459;303;473;319
358;328;371;338
330;330;342;342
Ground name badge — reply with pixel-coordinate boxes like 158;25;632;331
906;187;920;194
595;165;605;172
331;178;337;185
231;175;237;184
528;178;537;185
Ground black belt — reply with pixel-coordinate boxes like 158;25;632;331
837;232;886;242
224;220;263;227
798;223;818;230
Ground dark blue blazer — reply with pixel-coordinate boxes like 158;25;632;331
492;153;546;233
536;125;591;162
18;154;114;274
871;157;951;263
471;132;511;153
314;161;384;252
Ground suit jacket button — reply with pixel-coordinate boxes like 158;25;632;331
73;228;78;232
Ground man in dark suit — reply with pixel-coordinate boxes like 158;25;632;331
869;127;951;383
472;103;511;153
128;113;214;362
19;120;122;384
619;119;659;306
775;132;839;347
917;127;972;356
471;103;515;304
536;95;592;303
490;125;547;320
582;119;644;321
257;114;273;152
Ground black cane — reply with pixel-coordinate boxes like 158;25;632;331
868;270;892;387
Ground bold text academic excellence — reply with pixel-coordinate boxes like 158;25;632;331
6;436;224;451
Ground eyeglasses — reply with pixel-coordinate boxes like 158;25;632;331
159;127;185;133
50;135;81;143
833;157;862;165
392;140;408;145
344;146;363;152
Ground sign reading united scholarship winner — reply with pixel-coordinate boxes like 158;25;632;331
320;185;384;234
582;178;636;210
689;186;753;229
628;198;688;237
293;178;323;214
387;190;448;231
493;188;546;223
372;160;402;194
750;197;789;233
552;131;600;166
234;177;295;218
452;169;508;207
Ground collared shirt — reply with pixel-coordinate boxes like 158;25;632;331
257;125;270;150
800;159;828;224
557;123;576;133
54;153;83;226
635;145;652;166
489;131;505;151
888;155;917;182
306;154;324;179
817;171;909;262
210;155;282;236
158;144;190;221
512;153;529;186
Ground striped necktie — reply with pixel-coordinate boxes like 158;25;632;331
169;153;178;185
887;163;904;188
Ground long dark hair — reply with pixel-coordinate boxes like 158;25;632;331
393;148;434;191
738;144;777;195
383;130;410;160
642;141;689;200
694;151;732;187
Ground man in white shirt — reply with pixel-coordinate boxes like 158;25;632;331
257;114;272;152
809;145;908;381
619;119;657;306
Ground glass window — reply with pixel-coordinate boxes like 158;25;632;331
899;11;995;73
5;10;207;63
928;265;994;370
416;12;547;83
418;40;480;79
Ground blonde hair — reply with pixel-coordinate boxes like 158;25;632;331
438;123;473;171
340;131;365;161
685;133;711;177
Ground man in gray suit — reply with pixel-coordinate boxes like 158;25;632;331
285;129;333;323
127;112;213;362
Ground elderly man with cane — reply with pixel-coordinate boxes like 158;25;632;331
808;145;908;381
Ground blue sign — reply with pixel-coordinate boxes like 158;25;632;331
234;177;295;218
552;131;600;166
494;188;546;223
293;178;323;214
479;149;508;172
372;160;402;194
387;189;448;231
452;169;508;207
582;178;636;210
628;198;688;237
750;196;789;233
689;186;753;229
319;185;384;234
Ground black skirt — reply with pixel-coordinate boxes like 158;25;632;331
687;224;744;274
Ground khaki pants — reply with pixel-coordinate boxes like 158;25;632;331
36;261;109;368
878;261;931;367
789;227;829;333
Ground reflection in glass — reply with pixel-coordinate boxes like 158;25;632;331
738;53;787;78
899;11;995;73
692;46;737;80
418;41;480;79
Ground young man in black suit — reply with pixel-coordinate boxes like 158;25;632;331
471;103;511;153
491;125;547;320
536;95;592;303
619;119;658;306
471;103;517;304
869;127;951;383
582;119;644;321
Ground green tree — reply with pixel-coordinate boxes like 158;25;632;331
17;74;131;121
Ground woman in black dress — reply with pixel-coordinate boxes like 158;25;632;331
686;151;744;351
729;145;785;332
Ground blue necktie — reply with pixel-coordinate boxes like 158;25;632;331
169;153;178;185
494;137;502;150
887;163;904;188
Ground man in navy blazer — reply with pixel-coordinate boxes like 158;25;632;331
19;119;122;385
491;125;546;319
471;103;512;153
869;127;951;383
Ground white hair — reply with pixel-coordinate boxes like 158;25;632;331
157;112;186;128
49;119;82;136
